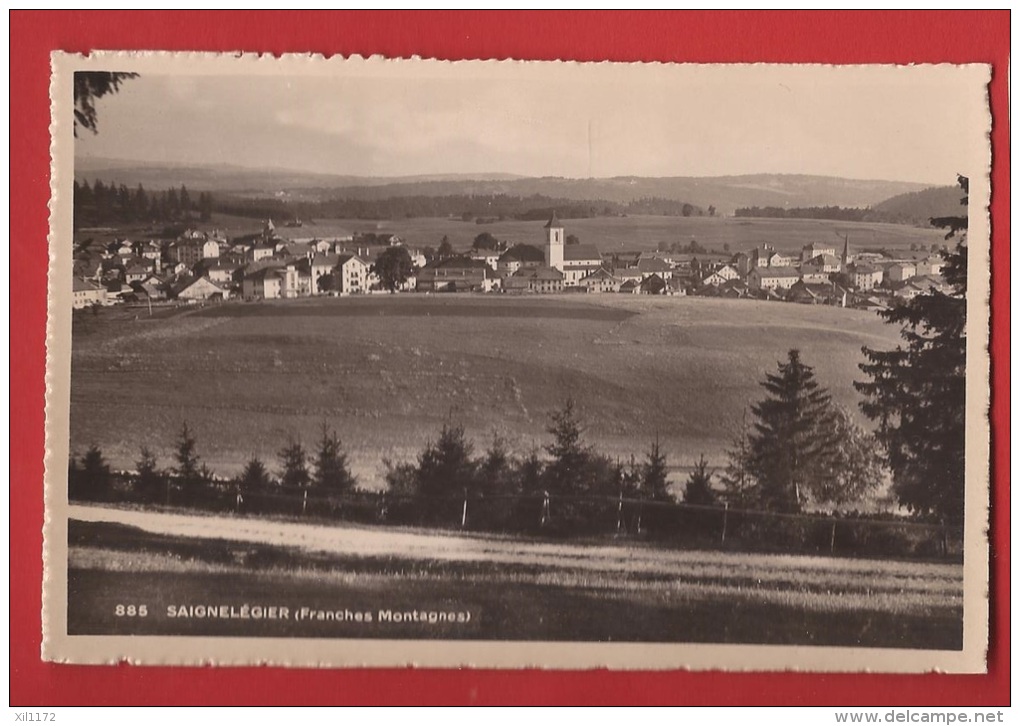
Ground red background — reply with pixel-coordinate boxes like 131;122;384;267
10;11;1010;706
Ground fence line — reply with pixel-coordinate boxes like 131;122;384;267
74;471;962;560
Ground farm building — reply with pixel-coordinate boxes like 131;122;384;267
417;257;494;293
638;274;667;295
504;266;565;294
174;276;229;302
578;267;621;293
785;281;847;307
635;257;675;280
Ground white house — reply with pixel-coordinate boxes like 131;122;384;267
336;254;370;293
850;264;884;291
72;277;107;308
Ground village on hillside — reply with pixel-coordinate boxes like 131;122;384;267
71;212;952;312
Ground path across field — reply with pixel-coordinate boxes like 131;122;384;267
67;504;963;647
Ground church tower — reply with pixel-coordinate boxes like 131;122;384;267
840;233;853;269
545;211;565;271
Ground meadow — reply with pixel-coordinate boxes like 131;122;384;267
209;213;946;256
66;506;963;647
70;294;902;490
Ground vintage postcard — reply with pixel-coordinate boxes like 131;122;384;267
44;52;992;671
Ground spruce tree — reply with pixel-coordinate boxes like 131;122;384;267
856;176;968;522
74;444;111;501
544;398;591;495
479;432;514;496
683;454;717;506
313;424;356;492
641;438;672;502
747;350;838;512
135;447;163;502
173;423;204;499
416;423;476;499
239;455;273;493
517;448;545;495
278;438;311;489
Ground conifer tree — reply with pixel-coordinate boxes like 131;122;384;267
479;432;514;496
416;423;476;499
747;350;838;512
313;424;356;492
856;176;968;522
543;398;591;495
134;447;163;501
517;447;545;495
73;71;137;136
278;438;311;489
641;438;672;502
239;455;274;492
683;454;717;506
72;444;112;501
173;422;205;498
720;412;757;508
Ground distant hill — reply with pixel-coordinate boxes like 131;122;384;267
74;157;525;194
74;156;933;216
866;185;963;226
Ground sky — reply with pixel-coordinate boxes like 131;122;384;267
72;58;988;185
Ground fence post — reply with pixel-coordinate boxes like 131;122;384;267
721;502;729;544
616;490;623;534
829;520;837;554
461;489;468;529
302;489;308;516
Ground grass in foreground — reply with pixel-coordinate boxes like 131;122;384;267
67;518;963;649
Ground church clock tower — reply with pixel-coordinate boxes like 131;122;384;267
545;211;565;271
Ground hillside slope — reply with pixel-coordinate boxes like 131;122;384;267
69;296;901;488
867;185;963;225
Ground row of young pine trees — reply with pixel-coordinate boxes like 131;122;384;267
68;349;887;519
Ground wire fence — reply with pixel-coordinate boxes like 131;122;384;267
76;472;963;561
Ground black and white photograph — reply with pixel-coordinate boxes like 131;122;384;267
44;53;991;671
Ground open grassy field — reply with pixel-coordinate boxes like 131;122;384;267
69;294;902;489
207;213;946;256
66;505;963;647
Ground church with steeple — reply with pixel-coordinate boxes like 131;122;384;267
542;212;604;286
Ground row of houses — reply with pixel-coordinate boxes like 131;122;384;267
71;221;389;307
71;214;952;310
